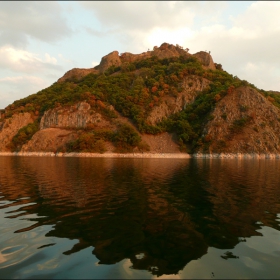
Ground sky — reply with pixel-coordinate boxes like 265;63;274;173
0;1;280;109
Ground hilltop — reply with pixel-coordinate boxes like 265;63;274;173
1;42;280;156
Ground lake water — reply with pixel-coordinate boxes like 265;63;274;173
0;156;280;279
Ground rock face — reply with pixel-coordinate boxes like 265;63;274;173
120;51;151;63
193;51;216;70
58;68;99;83
120;43;189;64
21;128;77;152
141;132;180;153
204;86;280;153
153;42;188;59
57;43;216;82
0;113;34;151
40;102;110;130
27;102;116;152
147;75;210;125
95;51;122;73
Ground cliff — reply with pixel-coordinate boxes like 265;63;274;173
0;113;34;151
147;75;210;125
1;42;280;155
58;42;214;82
203;86;280;154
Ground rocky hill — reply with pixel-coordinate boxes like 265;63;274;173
1;42;280;155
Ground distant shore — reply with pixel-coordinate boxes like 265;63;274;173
1;152;280;159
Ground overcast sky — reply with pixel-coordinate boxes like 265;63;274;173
0;1;279;108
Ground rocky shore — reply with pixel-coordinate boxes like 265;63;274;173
193;153;280;159
0;152;191;158
1;152;280;159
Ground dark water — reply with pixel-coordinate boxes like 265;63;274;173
0;156;280;279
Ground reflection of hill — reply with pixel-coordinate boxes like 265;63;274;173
202;159;280;236
165;159;280;250
0;157;280;276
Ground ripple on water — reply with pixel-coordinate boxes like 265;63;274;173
0;157;280;278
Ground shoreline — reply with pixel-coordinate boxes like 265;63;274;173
0;152;280;159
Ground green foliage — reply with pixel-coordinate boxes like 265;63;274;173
66;124;143;153
104;65;121;76
239;105;248;112
221;113;227;120
229;116;252;134
66;133;106;153
112;124;141;152
9;120;40;152
266;91;280;109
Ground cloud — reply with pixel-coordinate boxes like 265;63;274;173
84;27;107;38
79;2;228;54
232;1;280;31
237;62;280;91
91;61;99;67
0;75;46;86
0;46;62;73
0;75;49;108
182;2;280;91
0;2;72;47
80;1;227;32
144;27;194;49
80;1;280;91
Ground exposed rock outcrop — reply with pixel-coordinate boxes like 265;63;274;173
147;75;210;125
40;102;111;130
21;128;77;152
153;42;188;59
94;51;122;73
0;113;34;151
193;51;216;70
58;68;99;83
204;86;280;153
141;132;180;153
57;43;216;82
120;43;190;64
120;51;151;63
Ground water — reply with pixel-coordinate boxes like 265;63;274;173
0;156;280;279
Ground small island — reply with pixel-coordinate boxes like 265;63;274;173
1;43;280;158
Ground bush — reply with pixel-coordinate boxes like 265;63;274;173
230;116;252;134
112;124;141;148
66;133;106;153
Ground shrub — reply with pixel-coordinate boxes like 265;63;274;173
112;124;141;148
230;116;252;134
66;133;106;153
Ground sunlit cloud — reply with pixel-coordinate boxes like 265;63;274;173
0;46;61;73
144;27;194;50
0;1;279;109
0;75;48;108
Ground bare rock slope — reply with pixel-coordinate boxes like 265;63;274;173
0;113;34;151
204;86;280;153
58;43;216;83
21;128;77;153
40;102;111;130
147;75;210;125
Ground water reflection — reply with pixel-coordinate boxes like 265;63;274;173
0;157;280;278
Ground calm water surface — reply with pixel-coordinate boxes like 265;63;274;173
0;156;280;279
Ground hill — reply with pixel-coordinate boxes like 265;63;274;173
1;42;280;156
